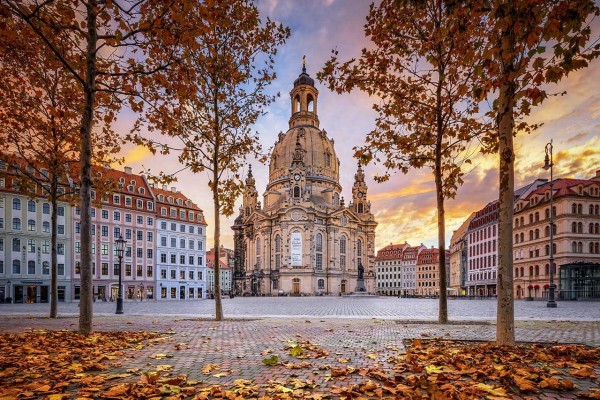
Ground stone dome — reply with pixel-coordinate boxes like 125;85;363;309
268;126;340;183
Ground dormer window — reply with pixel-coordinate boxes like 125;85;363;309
177;199;183;206
158;195;164;201
119;177;125;183
138;188;145;195
127;185;134;192
168;196;173;204
130;180;136;186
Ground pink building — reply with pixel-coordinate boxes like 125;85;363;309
71;166;156;301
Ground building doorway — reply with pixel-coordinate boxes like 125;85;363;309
111;285;119;301
40;286;49;303
26;285;37;303
179;285;186;299
341;279;347;294
292;278;300;295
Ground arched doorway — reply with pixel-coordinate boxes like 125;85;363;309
292;278;300;295
341;279;347;294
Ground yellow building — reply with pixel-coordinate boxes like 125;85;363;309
231;65;377;296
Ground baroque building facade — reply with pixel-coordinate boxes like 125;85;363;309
232;66;377;296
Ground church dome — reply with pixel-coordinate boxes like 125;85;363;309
268;127;339;183
294;69;314;87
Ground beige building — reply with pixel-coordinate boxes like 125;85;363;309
449;212;475;295
232;65;377;296
513;173;600;300
416;248;449;297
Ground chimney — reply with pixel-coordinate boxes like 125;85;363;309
593;170;600;181
124;166;132;174
162;185;168;190
171;187;176;192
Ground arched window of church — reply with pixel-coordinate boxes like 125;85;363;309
325;152;331;167
357;239;362;256
256;237;261;268
307;94;315;113
358;203;364;213
317;279;324;289
245;207;250;217
333;193;339;206
315;233;323;270
340;236;346;254
293;186;300;198
293;94;300;113
275;234;282;270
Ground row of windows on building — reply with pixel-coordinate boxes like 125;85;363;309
1;217;65;233
469;255;497;270
1;238;61;254
514;225;557;243
470;240;497;256
74;261;154;278
515;241;600;255
469;270;497;281
4;198;66;214
159;269;203;280
159;237;203;250
159;253;204;266
0;260;64;275
159;220;204;234
469;225;497;243
515;203;600;228
514;264;553;278
73;242;154;259
160;286;203;299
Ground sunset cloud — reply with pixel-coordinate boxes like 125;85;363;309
115;0;600;252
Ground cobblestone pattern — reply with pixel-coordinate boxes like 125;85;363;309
1;297;599;321
0;316;598;399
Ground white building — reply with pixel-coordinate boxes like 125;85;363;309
374;242;425;296
154;186;207;300
0;162;73;303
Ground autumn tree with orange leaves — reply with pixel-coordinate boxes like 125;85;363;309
0;16;122;318
478;0;600;346
0;0;194;335
131;0;289;321
319;0;491;324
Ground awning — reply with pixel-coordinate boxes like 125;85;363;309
544;284;549;289
527;285;533;289
534;285;540;289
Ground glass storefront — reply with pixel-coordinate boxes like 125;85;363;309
559;263;600;300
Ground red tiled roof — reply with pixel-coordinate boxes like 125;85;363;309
515;177;600;213
153;186;206;225
206;248;230;270
375;242;409;261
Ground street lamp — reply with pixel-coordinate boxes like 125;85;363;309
544;140;557;308
115;235;126;314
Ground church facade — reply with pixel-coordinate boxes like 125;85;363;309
231;65;377;296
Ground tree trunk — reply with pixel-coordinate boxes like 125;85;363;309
435;177;448;324
79;0;98;336
213;168;223;321
435;45;448;324
50;179;58;318
496;12;517;346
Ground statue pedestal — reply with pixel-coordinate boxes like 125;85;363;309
355;278;366;292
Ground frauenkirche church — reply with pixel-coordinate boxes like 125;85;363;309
232;63;377;296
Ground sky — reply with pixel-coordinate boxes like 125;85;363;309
118;0;600;251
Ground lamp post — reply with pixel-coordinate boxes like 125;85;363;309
544;140;557;308
115;235;126;314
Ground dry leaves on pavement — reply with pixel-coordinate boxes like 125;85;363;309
0;329;165;399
